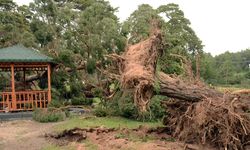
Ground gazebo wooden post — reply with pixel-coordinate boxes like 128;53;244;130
23;67;26;90
47;64;51;103
11;64;16;110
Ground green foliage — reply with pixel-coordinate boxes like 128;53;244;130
153;80;161;95
51;69;84;100
123;3;203;75
122;4;160;44
0;0;36;47
48;99;63;108
201;49;250;87
52;70;69;90
108;90;137;119
0;0;208;121
57;50;75;68
135;95;166;122
86;58;96;74
119;98;137;119
30;19;54;46
200;53;216;83
32;108;66;123
160;59;183;75
91;87;103;97
71;96;93;106
244;71;250;79
54;116;162;132
94;106;108;117
0;0;127;105
69;79;84;97
96;90;166;121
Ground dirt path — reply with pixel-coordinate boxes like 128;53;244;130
0;120;61;150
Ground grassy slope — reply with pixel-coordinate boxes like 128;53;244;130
54;116;163;132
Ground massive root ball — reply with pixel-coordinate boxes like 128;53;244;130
119;30;163;112
107;24;250;149
162;94;250;149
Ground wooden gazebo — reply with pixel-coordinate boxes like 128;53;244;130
0;45;54;112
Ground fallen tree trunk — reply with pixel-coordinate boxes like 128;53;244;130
157;72;223;102
107;21;250;149
26;71;47;82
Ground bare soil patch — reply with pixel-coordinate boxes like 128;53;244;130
47;125;214;150
0;120;61;150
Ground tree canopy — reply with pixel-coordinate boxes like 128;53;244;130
3;0;248;90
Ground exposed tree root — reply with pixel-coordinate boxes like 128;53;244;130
107;23;250;149
162;95;250;149
110;27;163;112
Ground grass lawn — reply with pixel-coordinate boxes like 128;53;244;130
54;116;163;132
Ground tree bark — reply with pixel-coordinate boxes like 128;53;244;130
157;72;223;102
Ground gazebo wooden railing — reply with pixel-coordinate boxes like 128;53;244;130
0;45;55;112
0;90;49;112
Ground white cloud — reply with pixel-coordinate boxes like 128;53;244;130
13;0;250;56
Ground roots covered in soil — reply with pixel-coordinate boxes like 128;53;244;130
162;96;250;149
113;27;163;112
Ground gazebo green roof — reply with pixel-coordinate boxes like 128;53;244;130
0;44;53;63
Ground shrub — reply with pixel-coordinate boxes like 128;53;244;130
71;96;93;105
245;71;250;79
137;111;151;122
48;99;63;108
94;106;108;117
69;79;84;97
91;87;103;97
101;90;166;121
33;108;66;123
86;58;96;74
118;98;137;119
51;88;61;100
149;95;167;119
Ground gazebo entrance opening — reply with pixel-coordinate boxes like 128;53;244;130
0;45;54;112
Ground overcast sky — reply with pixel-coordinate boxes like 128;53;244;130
14;0;250;56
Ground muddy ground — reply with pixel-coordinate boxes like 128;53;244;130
0;119;216;150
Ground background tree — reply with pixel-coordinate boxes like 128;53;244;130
0;0;35;47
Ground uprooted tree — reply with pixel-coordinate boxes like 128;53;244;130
108;23;250;149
